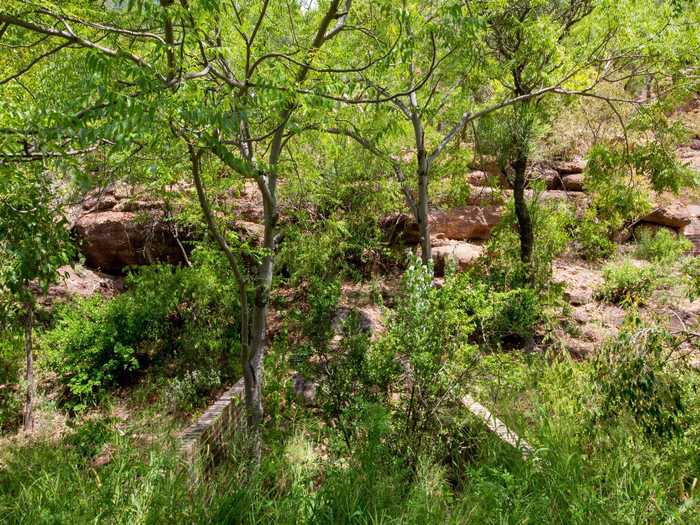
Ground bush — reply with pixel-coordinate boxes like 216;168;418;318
682;256;700;300
163;368;222;414
634;227;692;262
592;320;687;439
575;213;617;261
0;331;22;433
454;277;541;347
42;252;241;407
477;199;572;291
595;259;658;306
374;259;479;461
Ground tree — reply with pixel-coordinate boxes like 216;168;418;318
0;0;381;456
0;167;74;432
474;0;698;280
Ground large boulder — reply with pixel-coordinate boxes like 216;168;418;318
431;242;483;275
429;206;503;241
466;185;589;213
527;165;562;190
640;204;692;229
561;173;585;192
550;157;586;175
72;182;266;274
73;208;191;274
34;265;123;305
382;205;503;245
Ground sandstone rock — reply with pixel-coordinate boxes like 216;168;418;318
72;182;266;274
382;205;503;245
73;209;190;274
381;213;421;244
553;259;603;306
466;186;588;211
561;173;585;192
35;265;123;305
528;165;562;190
467;170;489;186
683;217;700;255
551;157;586;175
429;206;503;241
431;242;483;275
640;204;691;229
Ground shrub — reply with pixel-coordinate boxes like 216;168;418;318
634;227;692;262
0;330;22;433
592;320;687;439
454;277;541;347
477;199;573;291
42;253;241;407
682;256;700;300
595;259;658;306
375;259;479;461
163;368;222;413
575;212;617;261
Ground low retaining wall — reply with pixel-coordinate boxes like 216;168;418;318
179;378;245;481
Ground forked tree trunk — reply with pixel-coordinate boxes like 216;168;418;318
23;301;34;433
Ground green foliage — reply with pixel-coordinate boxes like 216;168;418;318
595;259;659;306
477;199;573;291
455;279;542;348
163;368;222;414
579;126;698;261
575;211;618;261
42;251;240;407
375;259;478;460
592;320;687;439
0;168;75;303
0;331;22;433
634;227;692;262
682;256;700;300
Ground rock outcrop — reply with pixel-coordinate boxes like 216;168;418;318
73;189;192;274
429;206;503;241
382;205;503;246
640;204;692;230
431;242;483;275
561;173;585;192
35;265;123;305
72;182;264;274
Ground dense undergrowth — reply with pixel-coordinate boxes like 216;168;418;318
1;347;699;524
2;228;700;523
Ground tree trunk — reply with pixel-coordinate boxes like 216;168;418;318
241;181;277;461
417;167;431;265
23;301;34;433
512;155;534;273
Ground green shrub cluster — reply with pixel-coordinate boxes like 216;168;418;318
682;256;700;300
595;259;658;306
42;249;241;408
634;227;692;262
0;330;23;432
477;199;572;291
592;319;688;439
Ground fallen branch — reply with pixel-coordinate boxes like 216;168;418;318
462;394;534;460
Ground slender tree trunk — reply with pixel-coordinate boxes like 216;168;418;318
512;155;535;285
23;301;34;433
417;166;431;264
242;194;277;461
